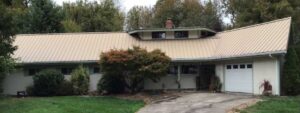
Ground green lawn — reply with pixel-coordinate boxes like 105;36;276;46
241;96;300;113
0;96;144;113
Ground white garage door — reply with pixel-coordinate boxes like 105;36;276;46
225;64;253;93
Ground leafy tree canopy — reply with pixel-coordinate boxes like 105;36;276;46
0;0;17;93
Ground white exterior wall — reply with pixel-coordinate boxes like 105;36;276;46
3;69;33;95
189;31;199;39
215;64;225;91
253;57;280;95
215;57;280;95
3;69;102;95
144;74;197;90
89;74;102;91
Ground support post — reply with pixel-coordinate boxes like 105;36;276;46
177;65;181;92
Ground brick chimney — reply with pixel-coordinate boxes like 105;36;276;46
165;18;174;29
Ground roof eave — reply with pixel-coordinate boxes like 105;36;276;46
17;51;287;65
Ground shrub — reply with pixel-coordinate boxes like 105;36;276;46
209;75;222;92
99;46;171;94
282;48;300;95
57;80;74;96
97;73;126;94
33;69;64;96
71;65;90;95
260;80;272;96
26;85;34;96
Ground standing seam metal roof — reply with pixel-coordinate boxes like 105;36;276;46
13;17;291;64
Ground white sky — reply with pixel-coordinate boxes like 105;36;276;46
53;0;157;12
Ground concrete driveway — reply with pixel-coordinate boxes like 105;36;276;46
137;93;257;113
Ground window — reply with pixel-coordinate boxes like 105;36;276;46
240;64;246;69
152;32;166;39
181;65;198;74
175;31;188;38
168;65;178;75
93;67;100;74
247;64;253;69
28;68;40;76
233;65;238;69
61;68;74;75
226;65;232;69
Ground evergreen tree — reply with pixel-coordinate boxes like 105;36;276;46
201;1;223;31
0;1;16;93
282;48;300;95
27;0;63;33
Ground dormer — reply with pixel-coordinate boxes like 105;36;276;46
128;19;217;40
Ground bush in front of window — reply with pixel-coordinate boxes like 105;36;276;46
99;46;171;94
70;65;90;95
33;69;65;96
97;72;126;94
57;80;74;96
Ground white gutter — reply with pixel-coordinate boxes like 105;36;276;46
18;51;287;65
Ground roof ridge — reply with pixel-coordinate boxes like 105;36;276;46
218;17;291;34
17;32;127;36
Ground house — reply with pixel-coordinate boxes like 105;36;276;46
3;17;291;95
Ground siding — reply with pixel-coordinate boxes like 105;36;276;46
3;69;102;95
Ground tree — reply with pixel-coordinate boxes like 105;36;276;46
222;0;299;29
61;19;82;32
282;48;300;95
201;1;223;31
0;1;17;93
27;0;63;33
63;0;124;32
126;6;153;31
152;0;183;28
99;46;171;94
180;0;204;27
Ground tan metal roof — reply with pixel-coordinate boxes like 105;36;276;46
13;17;291;64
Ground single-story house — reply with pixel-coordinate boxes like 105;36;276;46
3;17;291;95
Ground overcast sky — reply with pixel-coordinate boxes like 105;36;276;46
53;0;157;12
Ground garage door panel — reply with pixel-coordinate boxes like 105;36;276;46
225;64;253;93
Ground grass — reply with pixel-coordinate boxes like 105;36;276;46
241;96;300;113
0;96;144;113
